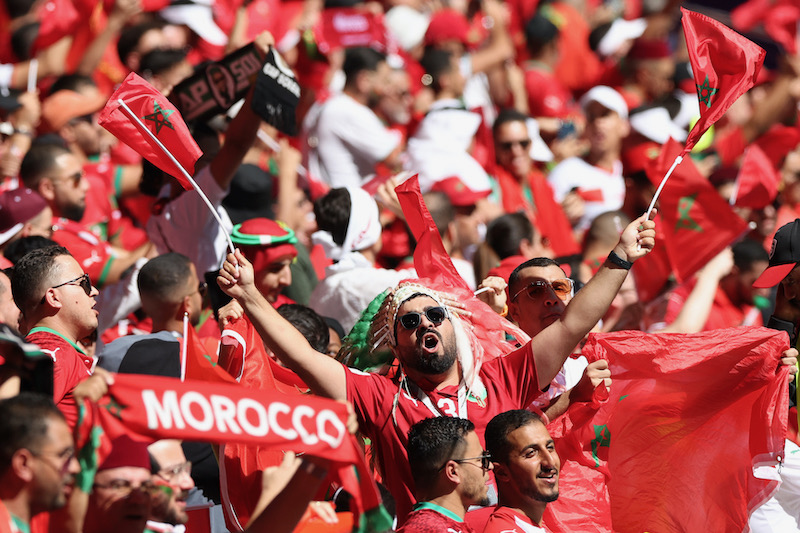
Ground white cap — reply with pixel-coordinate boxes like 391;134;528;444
597;18;647;58
629;107;687;144
161;3;228;47
385;6;430;52
526;118;554;162
579;85;629;120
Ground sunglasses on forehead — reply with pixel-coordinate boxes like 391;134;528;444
397;306;448;330
40;274;92;304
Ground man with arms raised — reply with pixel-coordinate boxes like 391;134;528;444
483;410;559;532
399;417;492;532
217;212;655;523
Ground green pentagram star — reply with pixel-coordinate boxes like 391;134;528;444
675;193;703;232
143;100;175;135
590;424;611;467
103;397;128;419
696;75;718;108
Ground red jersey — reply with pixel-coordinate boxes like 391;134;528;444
484;506;548;533
346;343;542;524
398;505;475;533
51;218;115;287
26;327;93;429
523;66;574;119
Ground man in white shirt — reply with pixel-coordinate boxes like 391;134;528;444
303;47;403;188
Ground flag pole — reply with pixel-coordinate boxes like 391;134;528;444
27;59;37;93
645;154;684;219
117;99;236;256
181;313;188;382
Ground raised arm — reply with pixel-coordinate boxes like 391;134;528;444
530;212;656;386
217;250;347;400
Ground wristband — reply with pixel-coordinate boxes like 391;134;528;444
606;250;633;270
12;128;33;137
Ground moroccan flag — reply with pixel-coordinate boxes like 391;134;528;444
646;139;748;283
183;322;236;383
99;73;202;190
732;144;780;209
543;326;789;533
630;215;671;303
681;8;765;153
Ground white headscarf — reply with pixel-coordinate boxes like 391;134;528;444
311;187;381;261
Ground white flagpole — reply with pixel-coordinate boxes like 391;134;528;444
117;99;236;256
645;154;684;220
256;129;307;178
181;312;188;382
27;59;37;93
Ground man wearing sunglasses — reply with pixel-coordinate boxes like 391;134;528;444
0;393;80;533
218;210;654;524
11;246;110;431
147;439;196;533
399;417;491;533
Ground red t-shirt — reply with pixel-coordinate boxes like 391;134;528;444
346;343;542;524
523;66;574;119
51;218;115;287
484;506;548;533
397;507;475;533
26;328;93;430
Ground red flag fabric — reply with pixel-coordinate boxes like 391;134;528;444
734;144;781;209
313;8;388;55
681;8;765;153
97;373;390;532
544;326;789;533
99;73;202;190
184;324;236;383
630;214;671;303
646;139;748;283
732;0;799;54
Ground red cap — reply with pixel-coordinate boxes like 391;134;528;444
98;435;151;471
431;176;490;207
754;220;800;288
628;38;672;61
425;9;469;47
0;188;47;237
233;218;298;273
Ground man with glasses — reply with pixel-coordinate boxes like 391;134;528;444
11;246;108;430
483;410;559;533
83;435;156;533
399;417;491;533
0;393;80;533
217;211;654;524
147;440;195;533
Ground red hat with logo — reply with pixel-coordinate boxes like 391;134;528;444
430;176;490;208
0;188;48;246
424;9;470;47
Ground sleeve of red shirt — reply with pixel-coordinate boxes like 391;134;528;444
482;342;542;408
345;368;393;438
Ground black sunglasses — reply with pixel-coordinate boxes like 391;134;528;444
397;306;448;330
41;274;92;304
439;452;493;472
499;139;532;151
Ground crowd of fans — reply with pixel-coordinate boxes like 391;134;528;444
2;0;800;531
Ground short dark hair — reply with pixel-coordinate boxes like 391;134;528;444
49;74;96;95
11;245;70;316
524;13;559;56
277;304;330;354
137;253;193;304
117;19;165;68
0;392;64;474
485;409;544;464
486;214;534;260
423;192;455;238
140;48;189;79
407;417;474;490
508;257;562;297
419;48;454;93
343;47;385;87
20;143;71;190
314;188;351;246
732;238;769;272
492;108;529;137
4;236;59;265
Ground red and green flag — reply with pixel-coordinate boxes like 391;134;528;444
732;144;781;209
99;72;202;190
681;7;766;153
646;139;748;283
732;0;800;54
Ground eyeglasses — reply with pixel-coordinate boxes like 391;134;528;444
93;479;160;498
498;139;531;151
511;278;573;303
157;461;192;483
51;170;85;187
397;306;448;330
41;274;92;304
195;282;208;299
30;447;76;475
439;452;492;472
